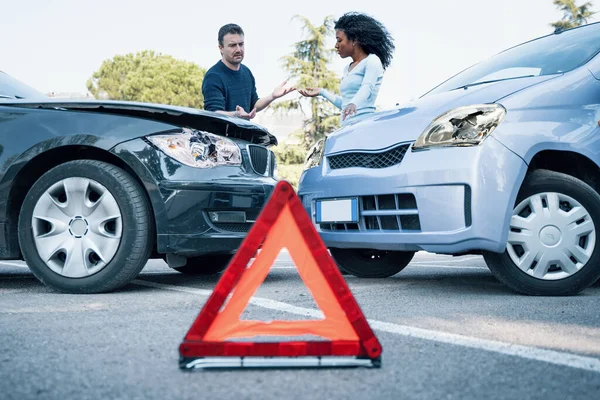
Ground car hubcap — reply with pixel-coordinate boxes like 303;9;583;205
507;192;595;280
31;177;123;278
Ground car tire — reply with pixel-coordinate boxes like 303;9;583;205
483;169;600;296
18;160;153;294
173;254;233;275
329;248;415;278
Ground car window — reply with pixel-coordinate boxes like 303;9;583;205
0;71;46;99
425;23;600;95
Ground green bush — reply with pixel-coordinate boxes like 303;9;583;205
272;143;306;165
277;164;305;191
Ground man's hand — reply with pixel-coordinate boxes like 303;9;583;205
253;80;296;113
342;103;357;120
298;88;321;97
271;79;296;99
234;105;256;120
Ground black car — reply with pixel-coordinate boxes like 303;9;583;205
0;71;278;293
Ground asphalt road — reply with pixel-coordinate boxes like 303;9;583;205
1;252;599;399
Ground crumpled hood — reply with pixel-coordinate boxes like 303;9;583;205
325;75;559;154
0;99;278;146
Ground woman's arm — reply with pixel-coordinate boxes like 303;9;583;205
349;55;384;107
319;89;343;110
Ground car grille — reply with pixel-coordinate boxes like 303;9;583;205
319;193;421;232
213;223;252;233
247;145;274;176
328;143;410;170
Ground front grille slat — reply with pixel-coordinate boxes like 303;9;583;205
247;145;270;175
328;144;409;170
395;195;402;229
318;193;421;233
365;216;380;230
375;195;382;231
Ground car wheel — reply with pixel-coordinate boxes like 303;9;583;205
329;248;415;278
18;160;153;294
173;254;233;275
483;169;600;296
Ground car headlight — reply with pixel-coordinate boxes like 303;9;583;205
303;138;326;170
413;104;506;150
147;128;241;168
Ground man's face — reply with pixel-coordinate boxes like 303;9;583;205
219;33;244;65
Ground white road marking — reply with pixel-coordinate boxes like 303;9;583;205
0;262;28;268
411;256;482;264
0;262;487;271
272;264;487;270
133;280;600;374
407;264;488;270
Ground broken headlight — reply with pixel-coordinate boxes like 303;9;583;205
413;104;506;150
147;128;241;168
303;138;326;170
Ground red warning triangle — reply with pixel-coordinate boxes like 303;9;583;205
179;181;381;367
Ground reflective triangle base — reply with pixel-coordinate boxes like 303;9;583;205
180;356;382;370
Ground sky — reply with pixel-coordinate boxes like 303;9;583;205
0;0;596;110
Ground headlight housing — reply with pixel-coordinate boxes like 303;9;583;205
147;128;241;168
413;104;506;150
303;138;326;170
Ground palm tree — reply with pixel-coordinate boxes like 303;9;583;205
275;15;341;149
550;0;596;31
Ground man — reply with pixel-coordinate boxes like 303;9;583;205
202;23;295;120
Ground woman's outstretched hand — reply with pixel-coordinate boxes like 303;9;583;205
298;88;321;97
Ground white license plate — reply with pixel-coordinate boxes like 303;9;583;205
315;198;359;223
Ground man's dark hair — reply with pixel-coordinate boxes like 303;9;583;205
218;24;244;46
334;12;395;70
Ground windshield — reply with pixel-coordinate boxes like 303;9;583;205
0;71;46;99
425;22;600;96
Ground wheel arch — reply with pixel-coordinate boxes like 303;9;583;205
4;145;157;259
527;150;600;195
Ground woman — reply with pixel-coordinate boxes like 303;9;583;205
299;12;395;126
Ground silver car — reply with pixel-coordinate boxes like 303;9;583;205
298;22;600;295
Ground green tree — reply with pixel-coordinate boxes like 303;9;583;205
550;0;595;30
276;15;341;149
87;50;206;108
272;131;306;165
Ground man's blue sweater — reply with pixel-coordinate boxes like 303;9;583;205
202;60;259;113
